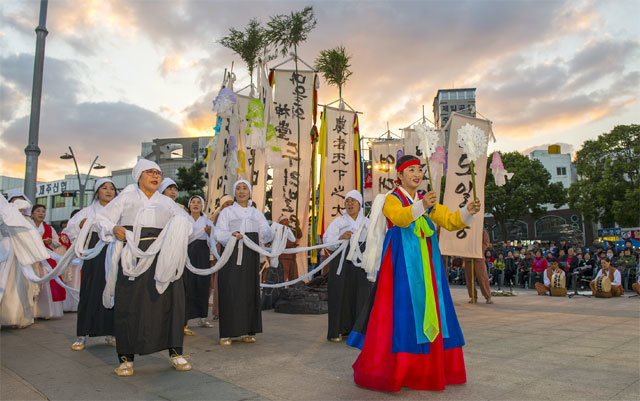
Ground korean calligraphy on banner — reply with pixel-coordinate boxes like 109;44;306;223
370;140;403;198
236;94;267;212
439;113;489;259
271;69;317;276
320;106;356;232
37;180;69;197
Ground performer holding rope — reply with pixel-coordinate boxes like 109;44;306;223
323;190;371;342
64;178;118;351
31;204;66;319
346;155;481;392
0;194;49;328
214;180;272;346
95;160;192;376
184;195;216;334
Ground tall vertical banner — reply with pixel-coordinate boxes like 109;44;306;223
318;106;356;234
271;69;317;277
206;106;241;213
371;140;403;197
439;114;489;258
236;94;267;212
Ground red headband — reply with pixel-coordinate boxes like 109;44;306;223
397;159;421;173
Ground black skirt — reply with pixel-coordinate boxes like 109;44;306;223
184;239;211;321
76;232;115;337
217;231;262;338
114;227;185;355
327;243;372;339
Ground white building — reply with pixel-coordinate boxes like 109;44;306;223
529;146;577;189
1;175;104;227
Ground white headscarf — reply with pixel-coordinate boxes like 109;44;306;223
233;179;252;197
132;159;161;183
188;195;205;213
7;189;30;204
93;178;115;199
345;190;363;208
159;178;178;194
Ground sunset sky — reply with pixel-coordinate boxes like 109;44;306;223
1;0;638;181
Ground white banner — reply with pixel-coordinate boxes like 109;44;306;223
271;69;316;277
322;106;356;230
439;113;488;259
236;94;267;212
371;140;403;197
206;98;241;213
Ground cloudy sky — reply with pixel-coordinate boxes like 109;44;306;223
1;0;638;181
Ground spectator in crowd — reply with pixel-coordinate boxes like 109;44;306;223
549;241;558;258
518;251;533;288
567;248;580;274
504;251;516;287
531;249;548;284
605;248;616;265
492;253;505;285
576;252;596;289
588;239;600;255
617;248;637;290
558;239;569;254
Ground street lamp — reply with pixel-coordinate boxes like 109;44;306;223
59;146;106;209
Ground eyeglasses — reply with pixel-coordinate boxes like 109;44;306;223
144;169;163;177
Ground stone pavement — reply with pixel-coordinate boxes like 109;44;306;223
1;287;639;400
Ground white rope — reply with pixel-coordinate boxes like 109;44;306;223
261;241;349;288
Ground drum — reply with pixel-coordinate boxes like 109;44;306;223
595;275;612;298
550;272;566;297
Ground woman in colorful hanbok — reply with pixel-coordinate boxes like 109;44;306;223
347;155;481;392
64;178;118;351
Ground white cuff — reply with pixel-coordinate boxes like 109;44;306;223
411;201;426;221
459;206;475;226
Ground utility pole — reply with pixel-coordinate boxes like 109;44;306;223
23;0;49;202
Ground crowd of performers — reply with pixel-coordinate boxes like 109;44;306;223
1;154;638;392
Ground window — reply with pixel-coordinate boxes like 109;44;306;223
72;194;89;207
53;195;66;208
36;197;47;206
556;167;567;176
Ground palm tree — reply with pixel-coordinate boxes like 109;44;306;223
314;46;352;101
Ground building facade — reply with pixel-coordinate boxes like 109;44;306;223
1;175;102;228
432;88;477;130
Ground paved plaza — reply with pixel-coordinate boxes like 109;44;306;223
1;287;639;400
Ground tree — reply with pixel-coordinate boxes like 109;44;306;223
265;6;316;57
568;124;640;228
485;151;567;241
314;46;352;100
176;161;206;207
219;19;269;84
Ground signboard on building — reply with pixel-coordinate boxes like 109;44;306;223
37;180;70;197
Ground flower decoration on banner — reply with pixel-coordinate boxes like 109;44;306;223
244;98;267;149
265;125;284;168
456;122;488;202
212;88;236;118
490;152;514;187
414;122;440;160
430;146;446;165
456;123;488;162
227;135;239;182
